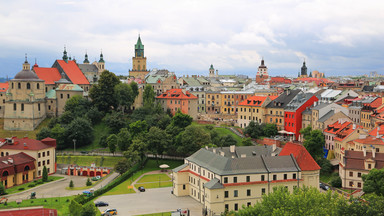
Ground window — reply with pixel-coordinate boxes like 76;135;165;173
284;174;287;180
368;164;372;169
225;204;229;210
224;177;228;183
48;168;50;173
233;177;237;183
247;189;251;196
38;153;41;158
43;152;45;157
349;181;353;187
358;182;362;188
273;175;277;181
247;202;251;207
27;83;31;89
43;161;45;166
234;203;238;211
21;104;24;111
358;172;361;177
234;190;238;197
38;171;41;176
47;160;50;165
67;94;70;99
61;94;63;99
261;175;265;181
246;176;250;182
38;162;41;167
262;188;266;195
349;172;353;177
13;103;16;111
37;83;40;89
18;83;21;89
293;173;297;179
38;103;40;111
183;184;186;190
224;191;229;198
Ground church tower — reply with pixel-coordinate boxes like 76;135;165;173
209;64;215;77
300;61;307;77
97;51;105;73
129;35;149;79
256;59;269;83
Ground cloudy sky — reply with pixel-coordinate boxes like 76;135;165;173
1;0;383;78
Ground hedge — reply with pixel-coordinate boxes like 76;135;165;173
74;157;148;205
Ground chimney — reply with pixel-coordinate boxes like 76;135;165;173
353;124;356;130
240;154;246;158
23;143;28;149
363;146;367;157
8;158;13;164
230;145;236;153
220;151;225;157
372;147;376;158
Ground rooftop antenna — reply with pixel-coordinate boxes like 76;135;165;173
25;53;28;62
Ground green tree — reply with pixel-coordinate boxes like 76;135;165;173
59;111;74;125
241;137;253;146
303;130;325;161
129;138;148;161
319;158;332;175
81;202;97;216
36;127;51;140
42;166;48;182
117;128;131;152
263;123;278;137
220;135;237;147
107;134;118;155
330;175;342;188
146;127;171;159
129;120;148;138
130;81;139;98
244;121;264;139
177;125;211;156
210;129;221;146
65;117;94;148
362;168;384;196
86;178;92;186
114;83;134;114
64;95;92;117
89;70;120;113
114;158;131;174
166;111;193;137
85;106;104;125
232;186;347;216
299;126;312;140
0;183;6;195
50;124;66;149
69;180;74;188
69;200;83;216
104;111;126;134
98;134;108;148
143;84;155;107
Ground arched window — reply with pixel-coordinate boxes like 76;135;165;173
24;165;30;171
27;83;31;89
12;83;14;89
2;171;8;177
18;83;21;89
37;83;40;89
0;152;3;157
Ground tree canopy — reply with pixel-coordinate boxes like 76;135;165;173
143;84;155;107
303;129;325;161
362;168;384;196
89;70;120;112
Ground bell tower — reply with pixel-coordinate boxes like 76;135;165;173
129;35;149;79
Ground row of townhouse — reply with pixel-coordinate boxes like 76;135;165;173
172;143;320;215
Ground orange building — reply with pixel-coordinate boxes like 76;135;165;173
157;89;198;119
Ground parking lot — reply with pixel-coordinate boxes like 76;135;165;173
96;187;202;216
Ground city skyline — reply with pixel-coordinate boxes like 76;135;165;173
1;0;384;78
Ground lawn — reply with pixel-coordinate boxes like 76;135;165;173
0;196;75;215
5;176;64;195
137;174;171;183
320;173;332;184
134;212;172;216
191;122;243;145
135;181;173;189
0;118;51;139
103;159;183;196
56;155;123;167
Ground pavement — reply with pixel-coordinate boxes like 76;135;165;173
96;187;202;216
5;172;119;202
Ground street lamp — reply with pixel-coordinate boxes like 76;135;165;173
73;139;76;155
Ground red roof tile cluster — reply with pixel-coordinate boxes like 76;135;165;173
238;96;277;107
279;142;320;171
368;126;384;137
295;77;333;86
363;97;382;109
0;137;54;151
56;60;89;85
157;89;197;99
354;136;384;145
324;121;352;135
0;152;36;174
269;77;292;84
0;82;8;93
34;67;61;84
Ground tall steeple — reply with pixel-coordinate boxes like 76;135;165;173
99;50;105;63
309;71;312;77
23;53;30;70
301;61;307;76
135;35;144;57
63;46;68;63
83;51;90;64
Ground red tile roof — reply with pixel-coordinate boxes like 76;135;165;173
0;137;54;151
0;82;8;92
324;121;352;135
0;152;35;173
279;142;320;171
238;96;276;106
34;67;61;84
344;150;384;170
353;136;384;145
56;60;90;85
368;126;384;137
157;89;197;99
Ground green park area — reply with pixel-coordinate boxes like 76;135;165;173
56;155;123;167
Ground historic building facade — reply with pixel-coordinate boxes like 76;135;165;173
129;36;149;79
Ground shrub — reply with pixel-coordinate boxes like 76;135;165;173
18;188;25;191
55;199;58;202
44;199;47;202
69;180;74;188
4;202;7;206
86;178;92;186
330;176;342;188
42;166;48;182
37;181;44;184
31;201;34;203
66;199;70;202
28;184;35;188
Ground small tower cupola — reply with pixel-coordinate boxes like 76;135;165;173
63;46;68;63
209;64;215;77
135;35;144;58
83;52;90;64
98;51;105;63
23;54;30;70
301;61;307;77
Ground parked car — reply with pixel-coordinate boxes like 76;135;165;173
101;208;117;215
95;201;109;207
138;186;145;192
320;183;329;190
92;176;101;181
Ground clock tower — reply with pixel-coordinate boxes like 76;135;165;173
129;35;149;79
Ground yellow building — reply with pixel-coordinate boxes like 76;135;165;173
0;137;56;178
172;144;320;215
237;95;275;128
129;36;149;79
0;152;36;188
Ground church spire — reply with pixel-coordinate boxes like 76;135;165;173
23;53;30;70
99;50;105;63
301;61;307;76
135;35;144;57
63;46;68;63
